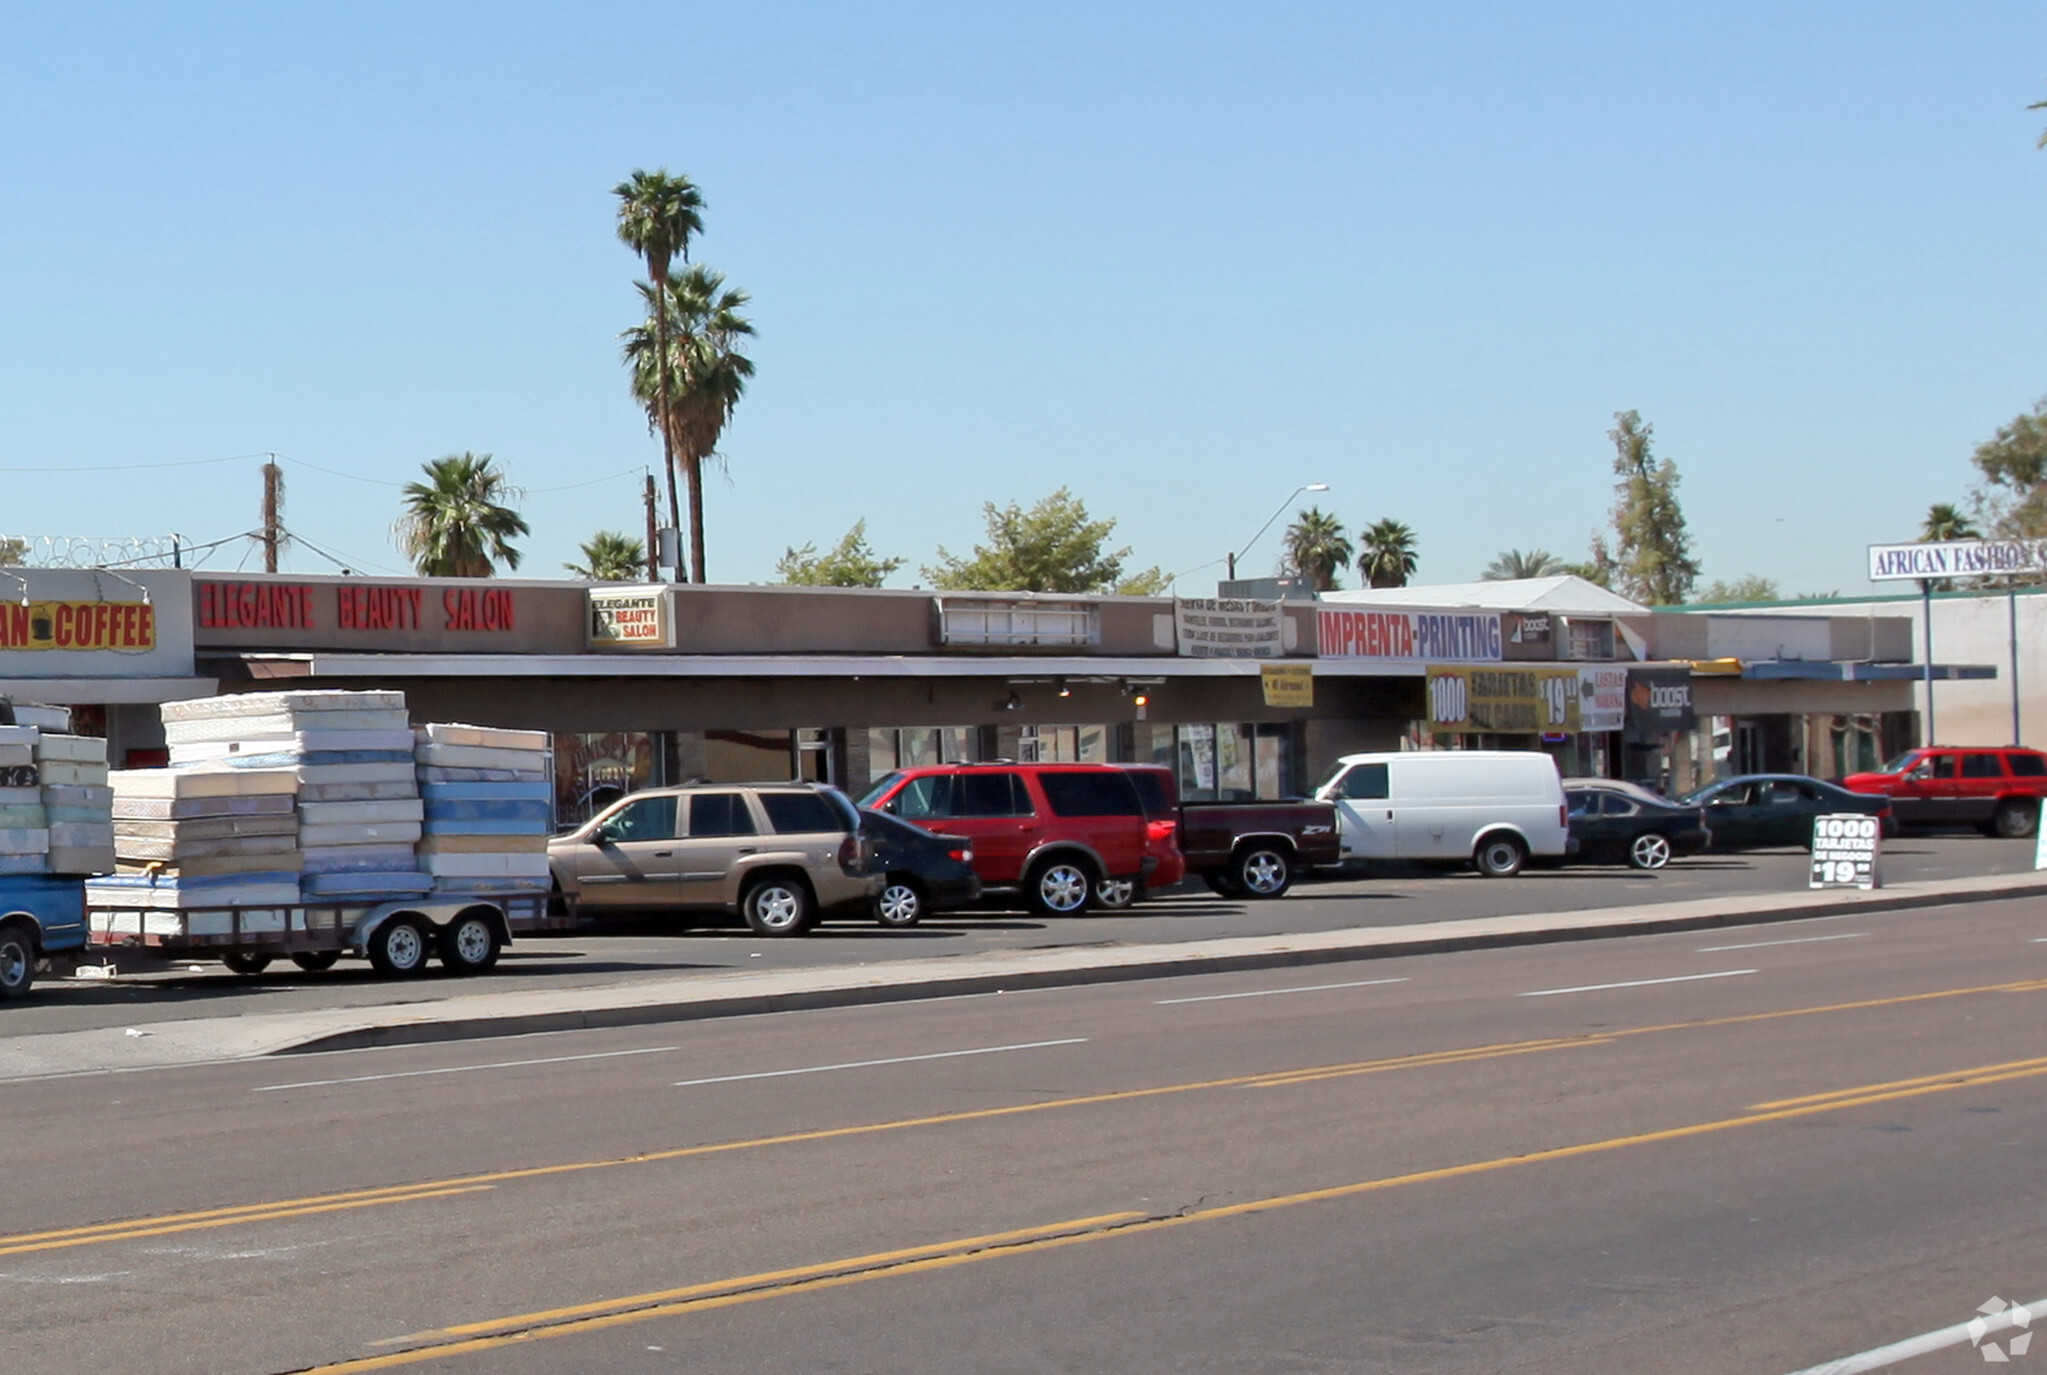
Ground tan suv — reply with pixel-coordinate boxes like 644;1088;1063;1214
547;783;879;936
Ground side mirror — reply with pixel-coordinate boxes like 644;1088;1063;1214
592;822;623;845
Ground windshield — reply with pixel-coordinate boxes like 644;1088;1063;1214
1675;782;1725;806
1877;750;1922;774
857;773;902;808
1311;760;1352;796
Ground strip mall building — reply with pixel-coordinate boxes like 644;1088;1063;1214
0;568;1979;823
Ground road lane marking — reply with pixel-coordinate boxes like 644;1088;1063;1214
287;1054;2047;1373
1155;978;1410;1005
673;1038;1088;1087
1520;969;1757;997
24;974;2047;1265
1781;1294;2047;1374
0;1186;493;1260
1749;1053;2047;1111
258;1046;682;1092
1696;933;1866;952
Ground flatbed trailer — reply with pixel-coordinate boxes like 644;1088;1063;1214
88;891;575;978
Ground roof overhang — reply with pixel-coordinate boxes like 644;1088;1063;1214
1740;661;1997;682
0;677;219;705
224;653;1429;680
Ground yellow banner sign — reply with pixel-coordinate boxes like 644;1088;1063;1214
1427;665;1580;735
0;601;156;652
1261;662;1313;708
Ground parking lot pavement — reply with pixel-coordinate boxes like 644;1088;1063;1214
7;834;2040;1041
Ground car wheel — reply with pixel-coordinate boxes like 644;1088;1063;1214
743;876;815;937
221;952;272;975
1996;799;2039;839
367;916;431;977
1473;834;1527;878
1232;845;1293;898
440;912;502;974
1025;857;1095;917
1095;877;1138;910
875;877;925;928
1200;871;1243;899
0;922;34;1001
290;951;341;973
1627;832;1673;870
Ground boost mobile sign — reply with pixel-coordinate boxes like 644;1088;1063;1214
1868;538;2047;581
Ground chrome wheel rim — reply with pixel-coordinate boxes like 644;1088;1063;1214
756;886;802;930
1631;834;1671;869
1242;852;1286;894
1040;865;1089;912
879;883;921;924
1097;878;1135;907
1483;843;1518;873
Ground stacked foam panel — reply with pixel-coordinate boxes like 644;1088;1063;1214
0;724;47;876
416;724;552;894
95;768;301;908
159;690;429;901
40;732;113;874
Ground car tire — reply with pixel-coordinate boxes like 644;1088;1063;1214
1094;877;1138;910
1995;799;2039;839
1627;833;1673;870
1473;834;1527;878
221;952;272;975
742;876;816;937
1200;871;1243;899
0;922;35;1001
1025;857;1095;917
874;877;925;928
440;912;502;974
290;951;341;973
1232;844;1293;899
366;916;431;977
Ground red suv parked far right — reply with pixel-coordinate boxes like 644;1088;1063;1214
1840;746;2047;837
859;763;1151;916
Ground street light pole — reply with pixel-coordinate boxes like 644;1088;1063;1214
1228;482;1329;588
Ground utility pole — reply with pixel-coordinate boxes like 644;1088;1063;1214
260;458;284;573
643;473;660;582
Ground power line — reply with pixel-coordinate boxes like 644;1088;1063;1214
529;467;643;494
0;452;270;474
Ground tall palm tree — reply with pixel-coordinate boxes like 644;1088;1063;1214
622;266;755;583
1281;507;1352;591
1357;518;1420;588
614;170;706;543
1482;548;1565;581
565;531;646;581
1921;502;1979;541
394;453;530;577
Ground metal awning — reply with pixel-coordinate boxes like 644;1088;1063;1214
1740;661;1997;682
0;677;219;705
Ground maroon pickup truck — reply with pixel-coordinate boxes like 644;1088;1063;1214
1121;764;1341;899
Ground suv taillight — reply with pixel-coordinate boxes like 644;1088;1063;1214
947;846;972;863
837;835;859;871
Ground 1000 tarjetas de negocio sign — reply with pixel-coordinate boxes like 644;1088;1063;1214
1868;539;2047;581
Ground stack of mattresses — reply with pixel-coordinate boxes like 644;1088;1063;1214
159;690;428;901
40;732;114;875
94;767;301;908
416;724;552;894
0;724;48;876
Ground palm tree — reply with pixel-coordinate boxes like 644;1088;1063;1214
622;266;755;583
1281;507;1352;590
1482;548;1565;581
614;170;706;543
565;531;646;581
394;453;530;577
1921;503;1979;542
1357;518;1420;588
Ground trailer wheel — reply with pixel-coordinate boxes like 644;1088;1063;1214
367;916;431;977
222;952;272;975
440;912;502;974
290;951;340;973
0;921;35;1000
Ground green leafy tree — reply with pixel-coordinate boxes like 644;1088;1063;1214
1357;518;1419;588
1113;566;1170;596
777;520;906;587
924;488;1148;593
1694;574;1779;604
0;536;26;566
1596;410;1698;605
1921;502;1979;541
1281;507;1352;591
614;170;706;541
394;453;530;577
565;531;647;581
1482;548;1565;581
1968;399;2047;539
623;266;755;584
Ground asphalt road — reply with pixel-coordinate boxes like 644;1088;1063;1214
9;833;2039;1038
6;894;2047;1374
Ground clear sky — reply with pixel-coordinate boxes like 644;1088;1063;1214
3;2;2044;598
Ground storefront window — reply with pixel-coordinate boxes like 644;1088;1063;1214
706;728;793;781
557;731;658;827
868;726;981;782
1172;723;1295;802
1217;723;1253;800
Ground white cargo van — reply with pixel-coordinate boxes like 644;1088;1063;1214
1312;750;1568;877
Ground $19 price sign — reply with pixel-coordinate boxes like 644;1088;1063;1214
1809;814;1881;890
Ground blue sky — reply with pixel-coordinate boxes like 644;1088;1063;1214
3;2;2044;597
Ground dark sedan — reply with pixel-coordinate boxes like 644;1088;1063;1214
1678;773;1893;850
1563;779;1708;870
857;809;983;927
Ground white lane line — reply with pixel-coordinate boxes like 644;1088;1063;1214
1519;970;1757;998
1782;1295;2046;1374
1697;933;1867;953
256;1045;680;1092
674;1038;1086;1088
1156;978;1410;1006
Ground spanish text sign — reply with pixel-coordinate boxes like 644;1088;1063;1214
1809;814;1881;889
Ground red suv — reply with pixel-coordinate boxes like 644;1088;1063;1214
860;764;1151;916
1840;747;2047;837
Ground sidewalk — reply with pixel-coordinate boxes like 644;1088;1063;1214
4;870;2042;1081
